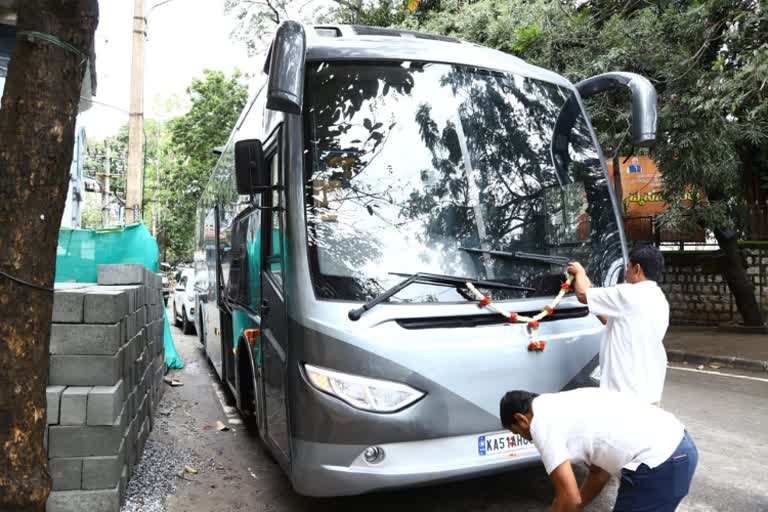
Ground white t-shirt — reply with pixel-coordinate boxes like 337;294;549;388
586;280;669;403
530;388;684;476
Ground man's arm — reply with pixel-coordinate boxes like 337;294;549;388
549;461;582;512
579;465;611;507
567;262;608;325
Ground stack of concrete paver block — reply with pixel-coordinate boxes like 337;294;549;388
46;264;167;512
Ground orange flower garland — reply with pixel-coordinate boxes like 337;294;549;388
465;274;575;352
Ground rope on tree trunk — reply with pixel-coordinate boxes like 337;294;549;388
16;31;89;64
0;269;54;293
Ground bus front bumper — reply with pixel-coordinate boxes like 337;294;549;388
290;431;541;497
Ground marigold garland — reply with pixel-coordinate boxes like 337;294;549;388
465;274;575;352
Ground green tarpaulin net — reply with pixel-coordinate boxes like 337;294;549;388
55;223;183;369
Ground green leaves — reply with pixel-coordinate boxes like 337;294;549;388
162;70;249;263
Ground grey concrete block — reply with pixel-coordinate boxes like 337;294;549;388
97;264;145;286
49;457;82;491
124;358;134;392
86;380;125;426
149;285;158;305
48;406;126;458
140;365;151;396
126;311;135;340
49;349;124;387
101;285;140;313
122;341;133;387
119;465;127;502
126;443;136;479
126;389;135;420
119;318;127;344
127;416;138;448
135;306;147;330
50;323;121;356
82;439;125;490
137;418;150;462
137;393;148;425
152;354;162;375
47;386;65;425
83;290;128;324
60;387;90;425
52;291;85;323
46;485;120;512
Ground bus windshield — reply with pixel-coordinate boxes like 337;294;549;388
303;61;623;303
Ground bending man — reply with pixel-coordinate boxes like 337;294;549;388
500;388;698;511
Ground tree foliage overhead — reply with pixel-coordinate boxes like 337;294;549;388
163;69;249;262
224;0;328;55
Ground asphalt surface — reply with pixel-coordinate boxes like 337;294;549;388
133;306;768;512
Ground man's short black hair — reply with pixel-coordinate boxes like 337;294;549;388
629;244;665;282
500;390;539;429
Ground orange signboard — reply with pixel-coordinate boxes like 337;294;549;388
607;156;666;217
607;156;704;242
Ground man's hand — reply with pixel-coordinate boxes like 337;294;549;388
567;261;592;305
580;465;611;507
549;461;582;512
567;262;586;277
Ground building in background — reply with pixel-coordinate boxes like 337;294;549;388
0;0;97;228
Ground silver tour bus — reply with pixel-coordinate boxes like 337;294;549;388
193;22;657;496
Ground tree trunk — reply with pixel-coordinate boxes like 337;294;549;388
713;227;766;327
0;2;98;511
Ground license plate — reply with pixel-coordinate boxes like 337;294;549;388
477;432;535;456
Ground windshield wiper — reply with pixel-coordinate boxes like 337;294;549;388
459;247;570;266
348;271;534;321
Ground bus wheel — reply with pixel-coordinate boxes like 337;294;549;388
237;341;259;432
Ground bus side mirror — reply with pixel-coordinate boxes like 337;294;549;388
266;21;306;115
576;72;658;147
234;139;266;195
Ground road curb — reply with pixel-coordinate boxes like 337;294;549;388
666;349;768;374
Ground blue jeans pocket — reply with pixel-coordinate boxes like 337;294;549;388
671;453;691;499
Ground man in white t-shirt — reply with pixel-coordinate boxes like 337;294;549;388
567;245;670;404
500;388;698;511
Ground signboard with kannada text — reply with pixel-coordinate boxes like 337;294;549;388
607;156;704;243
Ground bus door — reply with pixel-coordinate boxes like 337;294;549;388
205;206;224;380
260;145;290;462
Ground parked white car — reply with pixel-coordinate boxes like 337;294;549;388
172;268;196;335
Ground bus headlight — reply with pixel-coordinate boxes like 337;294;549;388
304;364;425;413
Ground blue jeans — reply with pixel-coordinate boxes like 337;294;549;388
614;431;698;511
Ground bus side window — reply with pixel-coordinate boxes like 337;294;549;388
267;154;284;286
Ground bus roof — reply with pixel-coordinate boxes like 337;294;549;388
303;24;573;89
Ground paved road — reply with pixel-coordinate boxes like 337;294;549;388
133;311;768;512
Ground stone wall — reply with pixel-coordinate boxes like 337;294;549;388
661;244;768;326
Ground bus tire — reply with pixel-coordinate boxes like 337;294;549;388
237;339;259;432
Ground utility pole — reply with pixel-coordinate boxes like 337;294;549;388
152;162;160;237
102;141;111;227
126;0;146;224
